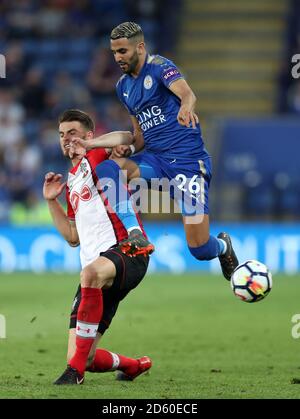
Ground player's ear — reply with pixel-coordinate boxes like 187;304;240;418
86;131;94;140
137;42;145;55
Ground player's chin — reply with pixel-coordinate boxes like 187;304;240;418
120;64;130;74
62;150;71;159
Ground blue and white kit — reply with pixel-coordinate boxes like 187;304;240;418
116;54;211;215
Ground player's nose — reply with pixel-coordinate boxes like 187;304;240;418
62;133;71;141
115;53;123;62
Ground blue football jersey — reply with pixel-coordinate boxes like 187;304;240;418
116;54;208;160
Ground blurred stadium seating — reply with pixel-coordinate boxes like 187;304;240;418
177;0;300;222
212;117;300;220
0;0;298;227
0;0;176;224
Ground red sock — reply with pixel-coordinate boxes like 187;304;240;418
87;348;139;375
69;287;103;376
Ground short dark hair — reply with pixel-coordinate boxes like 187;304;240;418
110;21;143;41
58;109;95;132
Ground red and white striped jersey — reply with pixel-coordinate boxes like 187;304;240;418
66;148;128;268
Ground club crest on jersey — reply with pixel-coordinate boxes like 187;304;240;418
144;75;153;90
70;185;92;214
80;185;92;201
80;162;89;177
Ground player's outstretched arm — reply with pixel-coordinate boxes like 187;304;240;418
70;131;133;153
112;116;145;158
43;172;79;247
131;116;145;151
169;79;199;129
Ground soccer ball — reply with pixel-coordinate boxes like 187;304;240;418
230;260;272;303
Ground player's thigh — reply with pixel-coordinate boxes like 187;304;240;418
100;247;149;295
173;158;211;222
129;152;163;181
111;157;141;179
67;329;102;365
183;214;210;247
113;153;163;187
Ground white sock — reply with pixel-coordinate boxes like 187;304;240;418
127;226;142;233
219;238;227;255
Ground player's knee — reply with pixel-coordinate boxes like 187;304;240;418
80;265;109;289
80;266;98;288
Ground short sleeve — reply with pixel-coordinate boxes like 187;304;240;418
85;148;109;172
159;61;184;88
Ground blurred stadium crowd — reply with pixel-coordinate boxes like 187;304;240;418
0;0;181;224
279;0;300;113
0;0;298;224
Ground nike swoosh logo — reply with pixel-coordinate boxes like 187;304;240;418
77;376;84;384
123;92;129;97
170;159;176;164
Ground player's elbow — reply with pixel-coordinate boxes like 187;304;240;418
133;131;144;148
123;131;134;145
190;90;197;104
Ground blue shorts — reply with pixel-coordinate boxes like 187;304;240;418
129;152;212;216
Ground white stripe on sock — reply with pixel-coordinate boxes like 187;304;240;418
110;352;120;370
76;321;98;338
219;238;227;255
127;226;142;233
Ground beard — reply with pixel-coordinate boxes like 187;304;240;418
121;51;139;74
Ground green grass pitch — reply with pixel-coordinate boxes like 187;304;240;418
0;272;300;399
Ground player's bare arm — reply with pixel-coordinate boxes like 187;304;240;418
169;78;199;129
70;130;134;156
43;172;79;247
112;116;145;158
131;115;145;151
